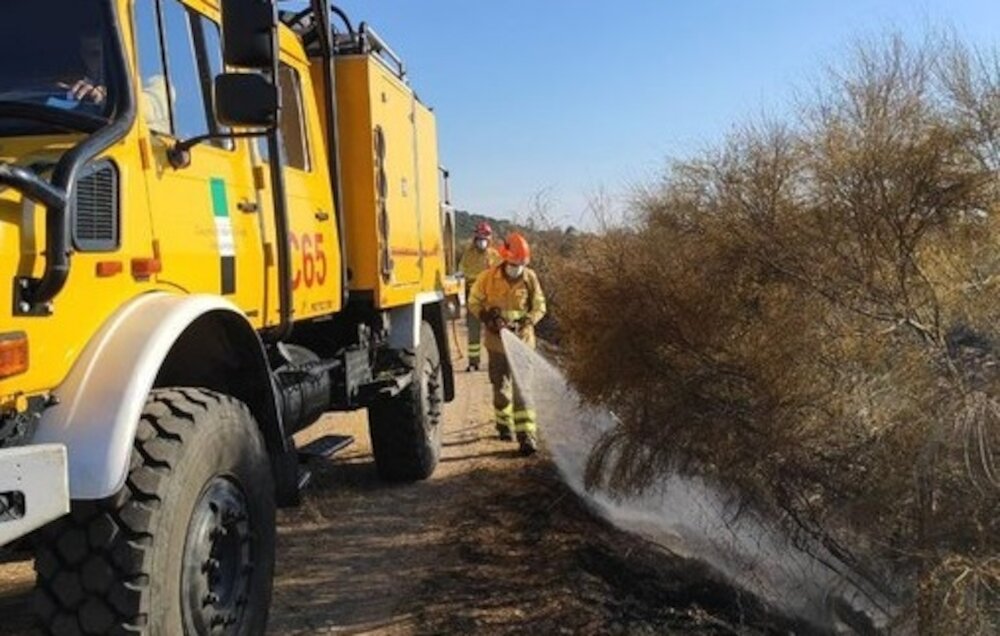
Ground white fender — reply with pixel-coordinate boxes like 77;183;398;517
386;291;445;350
33;293;256;500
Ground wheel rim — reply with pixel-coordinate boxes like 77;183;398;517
181;476;255;634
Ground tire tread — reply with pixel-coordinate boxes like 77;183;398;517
34;389;250;635
369;323;443;482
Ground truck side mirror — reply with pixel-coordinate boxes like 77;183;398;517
220;0;277;69
215;74;278;128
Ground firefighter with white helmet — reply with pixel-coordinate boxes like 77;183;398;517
468;232;547;455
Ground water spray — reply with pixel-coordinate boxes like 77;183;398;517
501;330;899;633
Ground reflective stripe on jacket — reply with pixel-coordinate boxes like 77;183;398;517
468;265;547;352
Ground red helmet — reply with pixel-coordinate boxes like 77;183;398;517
474;221;493;239
498;232;531;266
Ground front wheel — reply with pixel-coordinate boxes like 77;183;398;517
368;321;445;481
34;388;276;635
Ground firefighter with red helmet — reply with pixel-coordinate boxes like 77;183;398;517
467;232;547;455
458;221;499;371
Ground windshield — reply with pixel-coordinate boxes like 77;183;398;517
0;0;118;135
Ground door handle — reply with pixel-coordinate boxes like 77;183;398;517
238;199;259;213
315;210;330;221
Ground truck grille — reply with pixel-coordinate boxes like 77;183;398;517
72;160;118;251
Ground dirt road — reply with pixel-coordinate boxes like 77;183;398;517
0;339;792;635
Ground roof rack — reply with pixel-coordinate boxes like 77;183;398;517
280;5;406;81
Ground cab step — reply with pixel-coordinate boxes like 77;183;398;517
298;434;354;462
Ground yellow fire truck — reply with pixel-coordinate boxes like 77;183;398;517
0;0;460;632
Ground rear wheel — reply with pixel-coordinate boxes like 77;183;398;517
34;388;276;635
368;322;444;481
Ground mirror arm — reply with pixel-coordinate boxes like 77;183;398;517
167;130;268;169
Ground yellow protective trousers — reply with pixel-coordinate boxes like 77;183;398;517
466;309;483;366
488;351;537;435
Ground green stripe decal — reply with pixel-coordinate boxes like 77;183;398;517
210;178;229;218
209;178;236;258
210;178;236;294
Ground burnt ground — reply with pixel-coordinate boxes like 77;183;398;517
0;331;799;635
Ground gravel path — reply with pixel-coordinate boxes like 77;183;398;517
0;338;795;635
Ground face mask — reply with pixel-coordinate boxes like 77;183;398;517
504;264;525;279
474;238;488;251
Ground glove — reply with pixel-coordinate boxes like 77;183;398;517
513;317;532;335
481;307;507;333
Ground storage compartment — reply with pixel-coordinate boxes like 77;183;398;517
334;54;444;309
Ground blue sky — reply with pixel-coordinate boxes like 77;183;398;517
322;1;999;227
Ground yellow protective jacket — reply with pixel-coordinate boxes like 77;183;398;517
459;243;500;282
468;265;547;353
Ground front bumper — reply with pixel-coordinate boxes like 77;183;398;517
0;444;69;546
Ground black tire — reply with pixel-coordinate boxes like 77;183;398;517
34;388;276;635
368;321;444;481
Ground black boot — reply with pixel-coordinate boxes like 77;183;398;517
496;424;513;441
517;432;538;456
466;360;480;372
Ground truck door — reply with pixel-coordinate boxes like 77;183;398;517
133;0;265;320
254;59;341;324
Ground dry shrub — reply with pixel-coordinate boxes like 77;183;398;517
921;555;1000;633
556;35;1000;630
